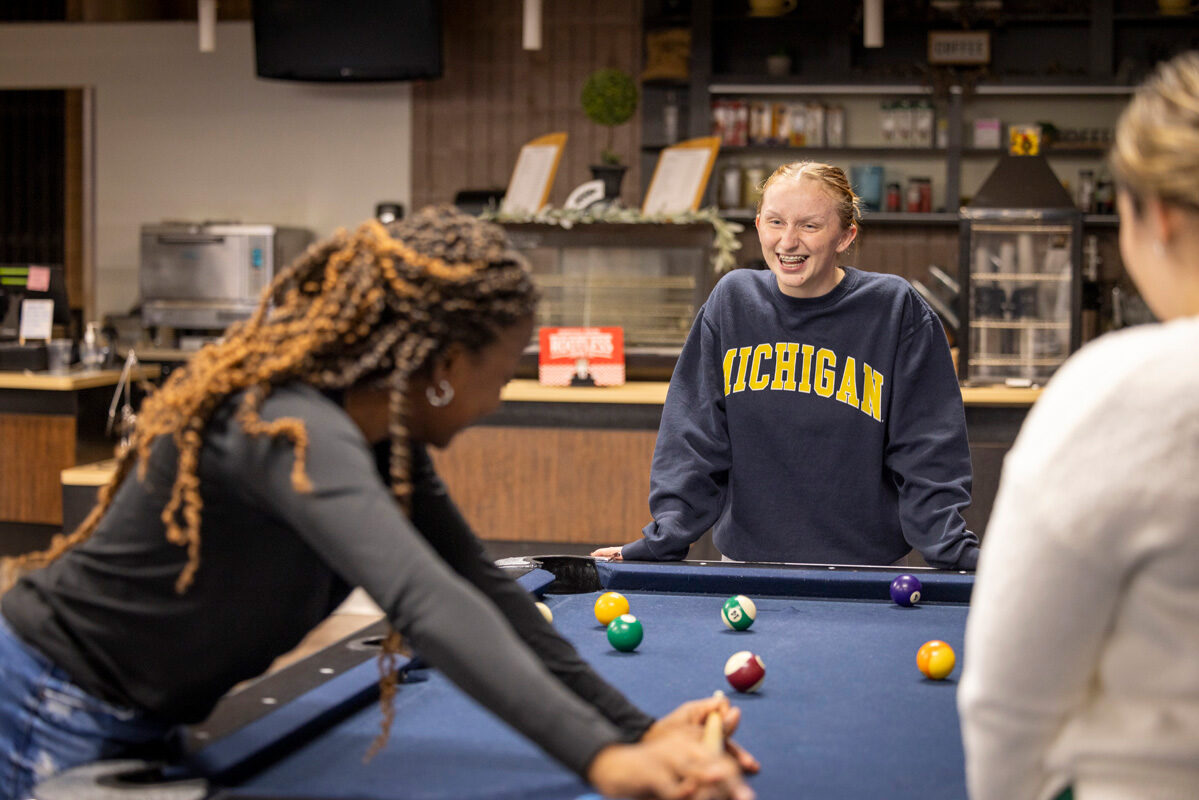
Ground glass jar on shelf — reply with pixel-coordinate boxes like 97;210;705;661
741;162;768;210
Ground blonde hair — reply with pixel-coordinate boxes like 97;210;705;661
2;205;539;759
756;161;862;233
1110;50;1199;211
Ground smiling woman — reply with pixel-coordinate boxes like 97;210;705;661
593;160;980;570
754;162;860;299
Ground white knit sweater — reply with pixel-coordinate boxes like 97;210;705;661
959;315;1199;800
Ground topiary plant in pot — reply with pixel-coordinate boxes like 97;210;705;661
580;68;639;200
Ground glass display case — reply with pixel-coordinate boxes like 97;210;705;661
957;208;1083;384
500;222;717;378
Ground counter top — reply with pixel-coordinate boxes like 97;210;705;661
959;385;1043;405
500;380;1041;406
501;380;670;405
0;366;160;391
61;458;117;487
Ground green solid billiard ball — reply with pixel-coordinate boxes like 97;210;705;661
721;595;757;631
606;614;644;652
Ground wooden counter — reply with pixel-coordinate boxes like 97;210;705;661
52;379;1042;556
497;380;1041;407
0;367;158;545
429;380;1042;547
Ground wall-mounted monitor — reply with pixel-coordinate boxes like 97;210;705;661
252;0;443;83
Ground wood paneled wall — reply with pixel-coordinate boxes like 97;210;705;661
854;225;960;281
412;0;643;211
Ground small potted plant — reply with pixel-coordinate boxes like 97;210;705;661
766;48;792;77
580;68;639;201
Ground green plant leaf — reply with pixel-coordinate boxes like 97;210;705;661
581;69;639;127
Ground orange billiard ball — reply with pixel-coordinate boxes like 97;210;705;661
917;640;956;680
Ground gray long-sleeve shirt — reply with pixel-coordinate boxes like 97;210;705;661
2;383;653;776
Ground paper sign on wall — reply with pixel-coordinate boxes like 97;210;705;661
538;326;625;387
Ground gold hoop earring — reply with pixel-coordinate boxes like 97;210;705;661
426;380;454;407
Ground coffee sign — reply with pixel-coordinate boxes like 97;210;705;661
928;31;991;65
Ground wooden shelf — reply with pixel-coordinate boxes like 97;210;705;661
971;320;1071;330
710;81;931;95
971;272;1072;282
721;210;959;225
710;145;946;157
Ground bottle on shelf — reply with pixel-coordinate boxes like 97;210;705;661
885;182;902;212
913;100;935;148
825;104;846;147
719;163;744;210
905;177;933;213
1076;169;1095;213
1093;173;1115;215
663;91;680;145
1081;234;1102;342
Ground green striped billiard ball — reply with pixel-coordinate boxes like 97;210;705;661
721;595;757;631
606;614;644;652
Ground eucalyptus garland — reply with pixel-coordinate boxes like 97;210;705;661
482;205;744;274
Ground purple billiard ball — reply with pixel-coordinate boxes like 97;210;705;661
890;574;923;607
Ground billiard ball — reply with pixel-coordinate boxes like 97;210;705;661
534;601;553;624
606;614;643;652
917;639;956;680
723;650;765;693
890;574;923;607
721;595;757;631
594;591;630;626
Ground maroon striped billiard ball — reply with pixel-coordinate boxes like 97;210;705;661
724;650;766;693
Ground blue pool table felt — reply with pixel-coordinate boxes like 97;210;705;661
204;562;970;799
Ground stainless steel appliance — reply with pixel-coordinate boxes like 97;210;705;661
957;155;1082;384
139;222;313;332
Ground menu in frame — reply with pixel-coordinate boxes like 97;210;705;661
500;132;568;215
642;136;721;215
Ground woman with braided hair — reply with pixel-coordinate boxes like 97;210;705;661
0;206;756;800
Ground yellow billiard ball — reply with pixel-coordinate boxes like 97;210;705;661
535;601;553;624
917;640;956;680
594;591;630;626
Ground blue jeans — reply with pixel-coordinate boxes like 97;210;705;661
0;614;183;800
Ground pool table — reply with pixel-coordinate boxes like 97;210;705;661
36;558;974;800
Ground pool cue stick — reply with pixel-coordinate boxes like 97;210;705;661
702;690;726;752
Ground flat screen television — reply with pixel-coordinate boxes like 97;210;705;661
0;264;70;339
252;0;443;83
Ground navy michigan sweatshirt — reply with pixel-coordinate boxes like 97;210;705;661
622;267;979;569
